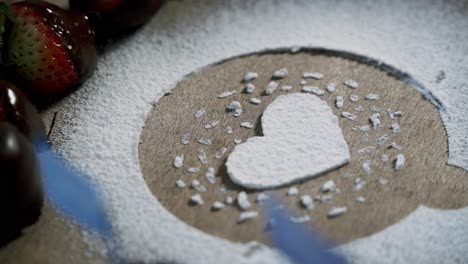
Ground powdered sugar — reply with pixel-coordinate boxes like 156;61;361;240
226;94;350;189
44;1;468;263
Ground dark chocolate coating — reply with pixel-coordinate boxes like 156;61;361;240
70;0;165;39
0;81;46;148
0;122;43;246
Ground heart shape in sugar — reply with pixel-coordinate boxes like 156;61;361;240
226;93;350;189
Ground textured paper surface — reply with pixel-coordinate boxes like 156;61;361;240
44;0;468;263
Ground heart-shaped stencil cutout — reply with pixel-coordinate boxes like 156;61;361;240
226;93;350;189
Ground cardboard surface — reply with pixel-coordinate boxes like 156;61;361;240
139;52;468;244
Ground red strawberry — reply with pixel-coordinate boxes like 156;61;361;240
70;0;164;39
4;1;97;96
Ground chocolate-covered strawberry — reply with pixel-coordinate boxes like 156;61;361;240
0;80;46;145
0;122;43;246
70;0;164;39
4;1;97;96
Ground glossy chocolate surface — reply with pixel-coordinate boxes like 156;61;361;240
0;81;46;146
0;122;43;246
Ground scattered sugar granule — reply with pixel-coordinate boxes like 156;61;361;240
250;98;261;105
198;138;212;145
195;184;207;193
205;167;216;184
215;147;228;159
273;68;288;79
187;167;200;173
387;109;403;119
173;155;184;168
212;202;226;211
321;180;336;193
303;72;324;79
357;146;375;155
181;133;190;145
300;80;307;86
365;93;381;100
198;150;208;165
391;123;401;133
225;196;234;205
354;178;366;191
378;134;389;145
233;109;243;117
256;193;269;203
300;195;314;210
335;96;344;108
281;85;293;92
344;80;359;89
342;171;353;178
194;109;206;119
227;101;242;110
350;94;359;102
244;72;258;82
342;112;357;121
175;180;186;188
290;215;311;224
352;125;370;131
234;139;242;144
237;191;251;210
326;83;336;92
369;113;381;128
302;86;325;95
390;142;402;150
378;178;389;185
190;194;204;206
328;207;348;218
265;81;278;95
287;187;299;196
370;106;380;113
354;106;364;112
245;83;256;94
290;46;301;53
218;90;237;99
327;207;348;218
240;122;254;129
395;154;406;171
381;154;390;162
356;196;366;203
191;179;200;188
204;120;219;129
238;211;258;223
226;127;233;134
362;160;371;175
317;194;333;204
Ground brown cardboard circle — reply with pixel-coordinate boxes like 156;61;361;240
139;50;468;245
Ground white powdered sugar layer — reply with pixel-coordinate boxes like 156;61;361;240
45;0;468;263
